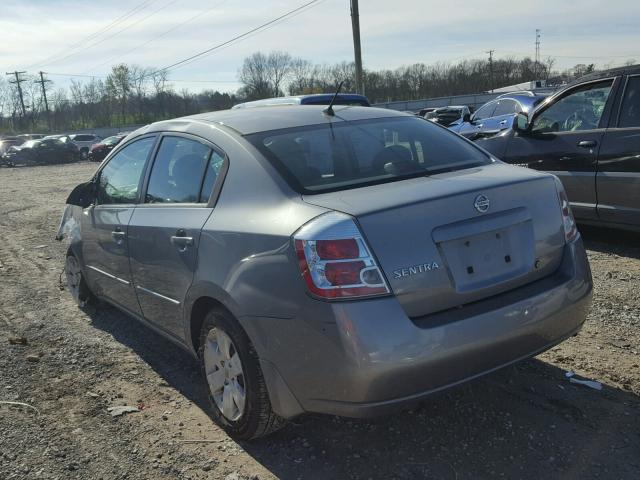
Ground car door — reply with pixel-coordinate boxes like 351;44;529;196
500;78;619;221
596;74;640;227
486;99;519;133
128;134;226;339
81;135;157;315
457;100;497;138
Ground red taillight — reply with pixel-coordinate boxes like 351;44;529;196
316;239;359;259
324;260;365;285
293;213;390;300
555;179;577;243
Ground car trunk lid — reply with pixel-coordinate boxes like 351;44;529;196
302;163;566;318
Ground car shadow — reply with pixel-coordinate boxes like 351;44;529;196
580;224;640;260
86;304;640;480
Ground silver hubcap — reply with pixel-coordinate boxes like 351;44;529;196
203;328;246;421
65;256;82;303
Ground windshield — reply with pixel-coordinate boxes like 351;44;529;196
247;116;490;193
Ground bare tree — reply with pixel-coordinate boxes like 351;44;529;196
106;63;131;125
266;51;292;96
130;65;153;122
238;52;272;100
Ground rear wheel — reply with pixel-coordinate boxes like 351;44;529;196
198;308;284;440
65;253;94;307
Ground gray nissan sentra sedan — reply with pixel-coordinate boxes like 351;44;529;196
58;105;593;439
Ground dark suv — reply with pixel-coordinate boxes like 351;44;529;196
475;65;640;231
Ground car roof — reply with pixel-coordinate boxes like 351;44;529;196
165;105;409;135
566;63;640;87
232;93;369;109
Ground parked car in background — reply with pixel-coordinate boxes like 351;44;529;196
88;134;127;162
418;107;437;117
59;105;591;440
232;93;370;109
473;64;640;231
45;134;74;144
70;133;102;159
425;105;471;127
449;92;546;138
16;133;45;142
3;137;80;165
0;137;22;155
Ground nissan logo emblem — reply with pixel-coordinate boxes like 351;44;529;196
474;194;490;213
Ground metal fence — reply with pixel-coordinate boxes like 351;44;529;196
372;88;557;112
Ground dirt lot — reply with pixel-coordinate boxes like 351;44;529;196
0;162;638;480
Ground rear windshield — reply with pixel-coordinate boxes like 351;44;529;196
247;116;490;193
73;134;95;141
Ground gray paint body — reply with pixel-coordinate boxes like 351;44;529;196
63;105;593;419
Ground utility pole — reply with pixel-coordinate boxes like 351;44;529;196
350;0;364;94
534;29;541;79
486;50;494;92
6;71;27;117
35;71;52;131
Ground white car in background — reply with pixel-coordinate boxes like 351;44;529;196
69;134;102;159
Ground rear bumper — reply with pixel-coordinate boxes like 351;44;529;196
246;236;592;419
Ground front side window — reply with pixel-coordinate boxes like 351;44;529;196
248;117;491;193
472;101;497;121
96;136;155;205
618;76;640;128
532;80;613;133
145;136;212;204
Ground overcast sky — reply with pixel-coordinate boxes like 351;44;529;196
2;0;639;93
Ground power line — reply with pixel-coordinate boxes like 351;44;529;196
44;71;238;84
154;0;325;74
82;0;229;74
24;0;157;70
38;0;180;69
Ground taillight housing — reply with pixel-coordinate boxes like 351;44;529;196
293;212;390;300
554;178;578;243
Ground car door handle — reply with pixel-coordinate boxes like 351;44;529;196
577;140;597;148
111;229;126;243
170;232;194;252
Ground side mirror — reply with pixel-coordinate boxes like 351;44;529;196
462;112;471;123
66;180;95;208
513;113;530;133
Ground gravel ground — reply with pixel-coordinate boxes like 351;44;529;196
0;162;638;480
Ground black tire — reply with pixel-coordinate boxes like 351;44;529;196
65;253;95;308
198;308;285;440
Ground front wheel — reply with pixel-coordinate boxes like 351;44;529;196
198;308;284;440
65;253;94;307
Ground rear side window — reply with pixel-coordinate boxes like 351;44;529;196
619;76;640;128
74;134;95;141
199;150;226;202
248;117;490;193
145;136;212;203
